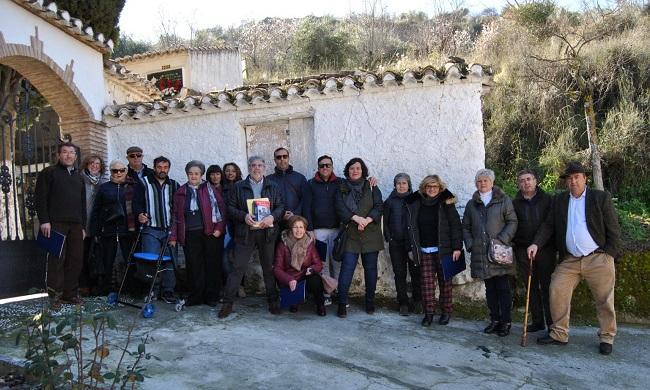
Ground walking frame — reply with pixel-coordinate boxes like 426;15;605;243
108;227;184;317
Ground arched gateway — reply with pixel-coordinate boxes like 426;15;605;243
1;0;111;297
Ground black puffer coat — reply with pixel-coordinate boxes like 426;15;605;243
462;186;518;280
383;190;411;243
405;189;463;265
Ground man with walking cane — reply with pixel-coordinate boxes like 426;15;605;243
528;162;622;355
512;169;556;339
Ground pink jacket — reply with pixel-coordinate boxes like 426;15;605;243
170;182;227;245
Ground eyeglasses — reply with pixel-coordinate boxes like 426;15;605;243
425;184;440;189
111;168;127;174
274;154;289;160
128;153;143;158
318;163;332;169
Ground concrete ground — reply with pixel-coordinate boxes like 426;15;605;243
1;296;649;389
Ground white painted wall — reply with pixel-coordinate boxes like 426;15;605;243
188;50;243;91
117;50;243;93
104;82;486;297
2;0;105;120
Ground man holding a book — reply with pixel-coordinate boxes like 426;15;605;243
220;156;285;318
35;142;86;309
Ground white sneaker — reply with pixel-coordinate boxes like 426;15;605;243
324;298;332;306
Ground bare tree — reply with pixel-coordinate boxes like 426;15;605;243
514;2;627;190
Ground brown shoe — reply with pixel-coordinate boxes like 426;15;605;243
218;303;233;318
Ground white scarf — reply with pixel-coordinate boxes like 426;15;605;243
206;183;223;223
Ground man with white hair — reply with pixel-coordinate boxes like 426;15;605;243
219;156;285;318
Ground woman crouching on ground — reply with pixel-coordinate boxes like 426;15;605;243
274;215;326;316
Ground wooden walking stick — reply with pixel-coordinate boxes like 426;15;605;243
521;254;534;347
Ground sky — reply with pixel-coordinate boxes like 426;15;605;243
118;0;585;43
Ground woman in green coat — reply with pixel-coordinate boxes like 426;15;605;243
335;158;384;318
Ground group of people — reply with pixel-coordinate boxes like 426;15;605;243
35;142;622;356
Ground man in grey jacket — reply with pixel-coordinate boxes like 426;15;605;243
528;162;622;355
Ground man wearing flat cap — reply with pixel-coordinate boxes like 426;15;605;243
126;146;154;184
528;161;622;355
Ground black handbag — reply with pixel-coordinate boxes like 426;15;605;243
332;226;348;262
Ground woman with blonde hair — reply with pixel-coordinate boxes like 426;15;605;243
405;174;463;326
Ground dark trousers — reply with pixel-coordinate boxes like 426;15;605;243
338;251;379;306
184;230;224;305
515;246;556;327
388;241;421;305
47;222;84;300
99;234;133;294
485;275;512;323
300;273;325;305
420;252;453;314
224;229;278;303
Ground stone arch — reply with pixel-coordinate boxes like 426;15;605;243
0;30;94;123
0;29;107;159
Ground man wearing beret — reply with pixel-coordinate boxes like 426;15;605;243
528;161;622;355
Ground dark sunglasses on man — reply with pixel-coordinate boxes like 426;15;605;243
318;163;332;169
128;153;143;158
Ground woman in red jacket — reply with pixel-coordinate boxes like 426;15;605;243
170;160;227;307
274;215;326;316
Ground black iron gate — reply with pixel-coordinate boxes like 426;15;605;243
1;79;61;298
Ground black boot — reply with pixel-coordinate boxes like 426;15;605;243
421;314;434;327
497;322;511;337
484;321;499;334
337;304;347;318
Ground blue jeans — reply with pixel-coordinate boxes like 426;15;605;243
337;251;379;306
140;227;176;293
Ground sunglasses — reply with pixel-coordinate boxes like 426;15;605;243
318;163;332;169
128;153;143;158
274;154;289;160
111;168;127;174
425;184;440;189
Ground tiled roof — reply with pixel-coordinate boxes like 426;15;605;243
103;62;491;121
11;0;113;53
104;59;163;101
114;45;239;63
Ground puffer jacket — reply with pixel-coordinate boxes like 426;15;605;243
306;172;342;230
405;189;463;265
227;176;285;244
267;165;309;216
90;178;138;237
462;186;518;280
383;190;411;243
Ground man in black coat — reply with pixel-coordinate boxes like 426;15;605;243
219;156;285;318
528;162;622;355
512;169;556;332
35;142;86;309
267;147;309;225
